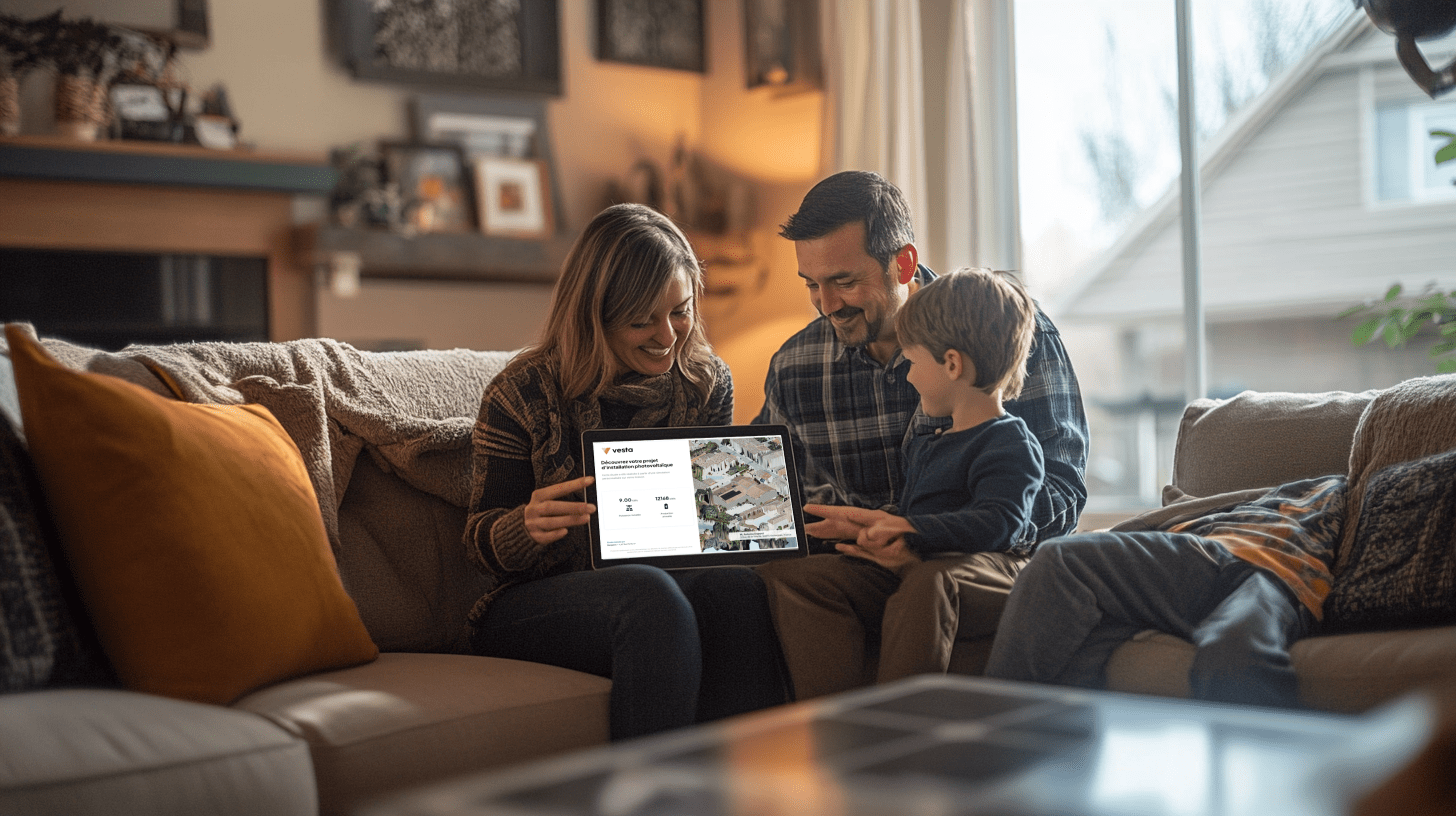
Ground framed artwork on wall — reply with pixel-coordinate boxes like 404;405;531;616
475;157;554;239
744;0;820;91
597;0;705;73
336;0;561;94
380;142;475;234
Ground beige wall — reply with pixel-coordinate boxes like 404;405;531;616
23;0;827;419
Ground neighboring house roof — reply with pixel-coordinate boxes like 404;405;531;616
1051;12;1456;325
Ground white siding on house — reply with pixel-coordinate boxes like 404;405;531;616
1049;22;1455;513
1061;29;1456;326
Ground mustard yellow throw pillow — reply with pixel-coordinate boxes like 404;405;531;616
5;325;377;705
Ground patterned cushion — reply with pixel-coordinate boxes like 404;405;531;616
1324;448;1456;630
0;390;114;692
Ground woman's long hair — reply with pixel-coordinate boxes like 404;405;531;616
523;203;717;402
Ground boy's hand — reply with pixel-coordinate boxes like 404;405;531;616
802;503;889;542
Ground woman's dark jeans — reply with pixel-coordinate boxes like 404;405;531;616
469;564;790;740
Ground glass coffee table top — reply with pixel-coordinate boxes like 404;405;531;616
364;675;1436;816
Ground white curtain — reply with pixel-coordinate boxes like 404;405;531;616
818;0;1019;275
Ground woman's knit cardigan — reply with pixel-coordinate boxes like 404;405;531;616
463;351;733;624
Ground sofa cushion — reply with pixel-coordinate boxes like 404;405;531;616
4;324;378;705
234;652;611;816
0;688;315;816
1104;625;1456;714
336;453;490;654
1169;389;1378;499
0;370;114;692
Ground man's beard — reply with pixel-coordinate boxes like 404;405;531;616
828;307;881;348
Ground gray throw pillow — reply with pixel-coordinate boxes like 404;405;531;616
1323;447;1456;631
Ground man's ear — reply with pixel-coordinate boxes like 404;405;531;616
894;244;919;285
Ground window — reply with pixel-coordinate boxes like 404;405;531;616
1374;97;1456;203
1011;0;1450;517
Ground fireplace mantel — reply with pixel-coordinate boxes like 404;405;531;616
0;136;335;341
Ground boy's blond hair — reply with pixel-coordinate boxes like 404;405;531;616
895;267;1036;400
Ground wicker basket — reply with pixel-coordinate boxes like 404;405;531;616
54;73;107;141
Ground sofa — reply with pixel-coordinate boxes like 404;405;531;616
0;325;611;816
4;324;1453;816
946;381;1456;713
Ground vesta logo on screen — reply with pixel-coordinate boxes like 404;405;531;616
601;446;633;455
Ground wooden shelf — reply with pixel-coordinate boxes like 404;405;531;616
294;224;571;283
0;135;335;194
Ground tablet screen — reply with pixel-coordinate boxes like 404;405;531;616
581;425;809;569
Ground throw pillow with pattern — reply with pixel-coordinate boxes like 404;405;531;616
0;410;115;691
1324;447;1456;630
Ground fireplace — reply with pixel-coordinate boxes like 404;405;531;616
1;248;269;350
0;135;334;345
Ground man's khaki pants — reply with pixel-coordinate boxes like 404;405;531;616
757;551;1028;700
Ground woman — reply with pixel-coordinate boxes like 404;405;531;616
463;203;789;740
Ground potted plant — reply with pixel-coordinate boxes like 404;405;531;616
1340;283;1456;374
28;11;162;141
1340;135;1456;373
0;13;46;136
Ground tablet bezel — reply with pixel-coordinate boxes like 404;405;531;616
581;424;810;569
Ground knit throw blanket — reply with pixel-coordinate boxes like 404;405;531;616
1324;374;1456;629
1;328;516;553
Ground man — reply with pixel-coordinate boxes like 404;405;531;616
753;170;1089;699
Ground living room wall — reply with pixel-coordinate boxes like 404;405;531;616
59;0;824;420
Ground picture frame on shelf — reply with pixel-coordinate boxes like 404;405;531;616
335;0;561;94
475;157;554;240
744;0;820;91
597;0;705;73
412;94;563;237
109;83;178;141
413;94;542;161
380;141;475;234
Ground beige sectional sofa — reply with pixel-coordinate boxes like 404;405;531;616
1037;384;1456;712
0;327;611;816
4;324;1453;816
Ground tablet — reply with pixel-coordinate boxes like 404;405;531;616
582;424;811;569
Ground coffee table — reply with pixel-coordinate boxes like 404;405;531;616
361;674;1436;816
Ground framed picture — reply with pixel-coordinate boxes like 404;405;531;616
381;142;475;234
597;0;705;73
744;0;820;90
110;83;177;141
475;157;554;239
4;0;210;49
413;94;545;161
335;0;561;94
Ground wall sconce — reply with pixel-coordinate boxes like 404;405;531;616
328;251;362;298
1357;0;1456;97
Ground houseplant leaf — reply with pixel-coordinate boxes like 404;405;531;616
1433;130;1456;165
1350;317;1381;346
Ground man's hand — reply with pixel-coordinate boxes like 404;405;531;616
802;503;891;541
804;504;922;569
835;535;920;570
838;515;921;569
861;515;917;550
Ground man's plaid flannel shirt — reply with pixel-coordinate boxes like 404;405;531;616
754;273;1089;552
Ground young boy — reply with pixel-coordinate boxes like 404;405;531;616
803;267;1045;683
